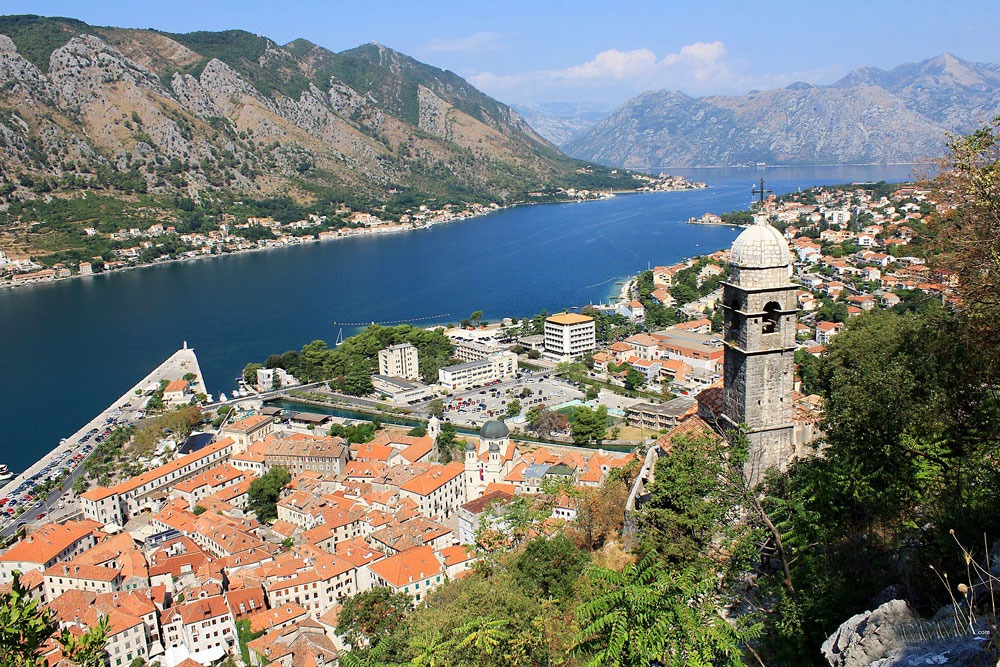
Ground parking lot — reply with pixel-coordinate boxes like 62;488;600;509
439;372;585;425
0;407;136;536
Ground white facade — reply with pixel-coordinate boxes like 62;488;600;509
378;343;420;381
438;351;517;391
543;314;596;360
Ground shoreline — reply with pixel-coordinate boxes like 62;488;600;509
1;186;701;293
0;346;204;525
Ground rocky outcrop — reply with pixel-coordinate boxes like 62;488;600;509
822;599;994;667
564;53;1000;168
0;15;592;206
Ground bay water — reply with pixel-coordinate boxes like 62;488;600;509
0;164;919;471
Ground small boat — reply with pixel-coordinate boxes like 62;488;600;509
0;464;13;481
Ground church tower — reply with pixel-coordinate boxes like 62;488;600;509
722;211;798;475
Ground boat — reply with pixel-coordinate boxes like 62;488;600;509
0;464;13;481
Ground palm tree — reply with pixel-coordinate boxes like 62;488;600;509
572;553;758;667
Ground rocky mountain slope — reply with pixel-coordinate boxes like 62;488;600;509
564;53;1000;168
512;102;611;146
0;15;636;221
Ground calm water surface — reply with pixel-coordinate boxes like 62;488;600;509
0;164;918;470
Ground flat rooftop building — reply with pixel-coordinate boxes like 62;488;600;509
544;313;595;361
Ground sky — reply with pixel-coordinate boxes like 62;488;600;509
6;1;1000;110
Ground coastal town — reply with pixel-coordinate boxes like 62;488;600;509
0;178;960;667
0;173;702;289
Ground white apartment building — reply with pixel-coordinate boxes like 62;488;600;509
378;343;420;381
438;351;517;391
80;438;235;525
264;555;358;616
544;313;596;360
161;595;237;659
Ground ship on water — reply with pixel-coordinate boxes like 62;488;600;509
0;464;13;481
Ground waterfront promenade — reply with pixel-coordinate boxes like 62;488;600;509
0;345;206;531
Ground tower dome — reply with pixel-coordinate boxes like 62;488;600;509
728;216;793;289
479;419;509;440
730;218;792;269
488;442;500;453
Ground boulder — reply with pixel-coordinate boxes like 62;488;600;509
823;599;994;666
822;599;917;667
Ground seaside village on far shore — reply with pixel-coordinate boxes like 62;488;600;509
0;172;698;288
0;181;955;667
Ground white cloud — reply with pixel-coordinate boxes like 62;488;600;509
467;41;841;105
468;41;734;102
419;31;506;54
564;48;660;79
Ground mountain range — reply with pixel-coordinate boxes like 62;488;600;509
562;53;1000;168
0;15;640;227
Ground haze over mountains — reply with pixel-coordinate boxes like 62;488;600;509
0;15;638;214
560;53;1000;168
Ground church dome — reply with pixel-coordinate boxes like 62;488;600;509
479;419;509;440
465;441;477;452
488;442;501;453
730;221;792;269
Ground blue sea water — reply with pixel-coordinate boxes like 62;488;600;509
0;164;918;471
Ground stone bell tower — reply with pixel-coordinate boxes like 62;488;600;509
722;209;798;475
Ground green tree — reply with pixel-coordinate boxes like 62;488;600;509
624;367;645;390
570;405;608;446
451;618;509;659
408;629;450;667
242;363;262;387
329;421;378;444
0;576;109;667
794;348;821;395
337;587;413;650
505;399;522;418
572;554;757;667
246;466;291;522
427;398;444;416
638;433;728;564
669;282;698;305
933;117;1000;338
512;534;588;601
436;421;458;463
60;616;110;667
